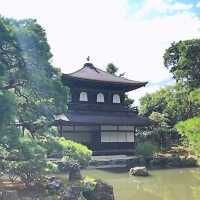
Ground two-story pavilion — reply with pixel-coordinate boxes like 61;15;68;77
55;62;151;152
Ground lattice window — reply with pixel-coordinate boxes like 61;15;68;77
79;92;88;102
96;93;104;103
113;94;120;103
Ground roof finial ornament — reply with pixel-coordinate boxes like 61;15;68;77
86;56;90;62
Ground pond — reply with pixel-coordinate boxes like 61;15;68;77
83;168;200;200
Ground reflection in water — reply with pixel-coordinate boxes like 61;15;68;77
83;168;200;200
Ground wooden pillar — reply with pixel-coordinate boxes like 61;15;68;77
133;126;137;144
59;121;63;137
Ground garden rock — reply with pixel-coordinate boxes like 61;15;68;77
181;156;197;167
84;180;115;200
68;163;82;181
166;155;181;168
60;185;81;200
129;166;149;177
47;176;63;193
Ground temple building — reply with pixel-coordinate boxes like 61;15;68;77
55;62;151;153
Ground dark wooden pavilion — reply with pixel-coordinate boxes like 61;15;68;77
55;62;151;153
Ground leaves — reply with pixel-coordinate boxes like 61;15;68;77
176;117;200;156
0;16;69;135
164;40;200;89
139;84;198;126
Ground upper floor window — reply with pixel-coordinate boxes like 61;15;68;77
96;93;104;103
113;94;120;104
79;92;88;102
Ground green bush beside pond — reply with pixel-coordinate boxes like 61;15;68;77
41;135;92;167
135;142;159;157
0;134;92;186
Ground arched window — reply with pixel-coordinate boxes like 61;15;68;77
79;92;88;102
96;93;104;103
113;94;120;104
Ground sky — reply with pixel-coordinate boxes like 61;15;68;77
1;0;200;104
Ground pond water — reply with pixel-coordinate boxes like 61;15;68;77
83;168;200;200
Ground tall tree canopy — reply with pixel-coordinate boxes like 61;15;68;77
139;84;199;126
164;39;200;89
0;17;68;137
140;38;200;126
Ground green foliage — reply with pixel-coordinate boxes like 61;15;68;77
139;84;198;126
58;137;92;166
106;63;118;75
41;135;92;167
80;176;96;192
45;161;59;173
6;159;47;186
0;15;92;188
0;134;51;185
176;117;200;156
0;91;16;127
149;112;168;127
135;142;159;156
78;193;87;200
0;16;69;136
17;135;47;160
0;133;91;186
164;39;200;89
189;89;200;116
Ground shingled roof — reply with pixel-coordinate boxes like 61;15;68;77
62;63;147;89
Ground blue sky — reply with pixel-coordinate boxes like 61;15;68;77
0;0;200;104
128;0;200;17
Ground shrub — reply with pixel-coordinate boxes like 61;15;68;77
0;133;92;186
41;135;92;167
18;136;47;160
58;137;92;167
6;159;46;186
3;135;56;186
81;176;96;192
176;117;200;156
135;142;159;157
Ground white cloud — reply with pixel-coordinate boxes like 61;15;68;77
196;1;200;7
135;0;193;18
0;0;200;103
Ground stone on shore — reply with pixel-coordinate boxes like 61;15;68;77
129;166;149;177
181;156;197;167
84;180;115;200
68;163;82;182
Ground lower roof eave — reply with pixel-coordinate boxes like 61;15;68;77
54;112;152;127
55;119;152;127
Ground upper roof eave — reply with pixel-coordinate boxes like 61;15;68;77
62;63;148;89
62;73;148;88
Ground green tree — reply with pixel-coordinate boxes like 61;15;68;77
0;17;23;146
6;18;69;136
106;63;118;75
164;39;200;89
176;117;200;156
0;17;25;91
149;112;168;127
139;84;198;126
